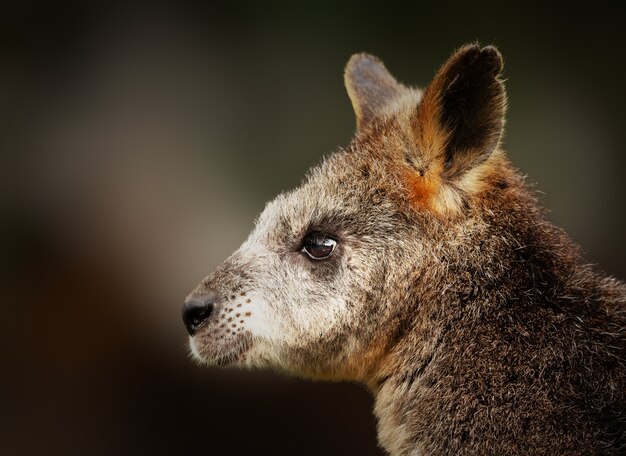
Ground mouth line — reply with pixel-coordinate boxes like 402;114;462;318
195;333;254;367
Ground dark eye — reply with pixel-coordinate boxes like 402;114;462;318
301;232;337;260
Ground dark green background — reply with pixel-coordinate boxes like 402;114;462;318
3;1;625;454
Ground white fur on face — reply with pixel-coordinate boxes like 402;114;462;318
189;182;358;372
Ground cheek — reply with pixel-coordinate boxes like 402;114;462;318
246;276;352;347
240;294;281;340
239;247;355;346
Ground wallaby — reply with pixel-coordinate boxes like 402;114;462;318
182;44;626;455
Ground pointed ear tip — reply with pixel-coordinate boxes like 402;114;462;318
457;42;501;54
346;52;385;70
480;45;504;72
453;43;504;75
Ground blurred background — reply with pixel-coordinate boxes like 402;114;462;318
2;1;625;454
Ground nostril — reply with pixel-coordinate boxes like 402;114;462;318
182;297;214;336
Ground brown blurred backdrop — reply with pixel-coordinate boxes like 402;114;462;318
2;1;625;455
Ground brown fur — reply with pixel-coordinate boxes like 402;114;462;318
186;44;626;455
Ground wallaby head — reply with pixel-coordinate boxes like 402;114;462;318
184;44;509;378
183;44;626;455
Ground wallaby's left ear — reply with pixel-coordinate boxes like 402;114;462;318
345;53;409;130
413;44;506;179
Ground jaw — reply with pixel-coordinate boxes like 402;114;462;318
189;334;348;377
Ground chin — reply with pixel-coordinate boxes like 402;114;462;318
189;331;254;367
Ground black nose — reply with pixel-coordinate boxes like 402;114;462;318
182;295;215;336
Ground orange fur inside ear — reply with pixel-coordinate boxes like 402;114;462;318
404;78;451;213
401;60;459;215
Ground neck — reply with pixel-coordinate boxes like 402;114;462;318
368;320;448;455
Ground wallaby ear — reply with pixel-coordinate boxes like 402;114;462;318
413;44;506;179
345;53;408;130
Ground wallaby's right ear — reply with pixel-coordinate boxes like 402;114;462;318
344;53;408;131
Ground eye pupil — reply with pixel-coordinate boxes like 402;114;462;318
302;233;337;260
